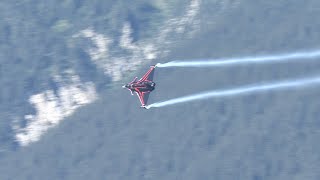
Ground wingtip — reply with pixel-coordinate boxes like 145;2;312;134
141;105;150;109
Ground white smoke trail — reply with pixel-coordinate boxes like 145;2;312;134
156;50;320;68
146;76;320;109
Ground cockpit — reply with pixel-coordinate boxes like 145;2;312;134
123;84;132;89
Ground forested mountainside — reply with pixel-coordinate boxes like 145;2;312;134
1;0;320;179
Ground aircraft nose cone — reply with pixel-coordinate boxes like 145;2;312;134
122;85;126;88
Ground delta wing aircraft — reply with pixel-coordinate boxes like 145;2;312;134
122;65;156;109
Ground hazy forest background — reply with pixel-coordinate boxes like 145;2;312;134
0;0;320;179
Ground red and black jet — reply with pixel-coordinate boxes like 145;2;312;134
122;65;156;109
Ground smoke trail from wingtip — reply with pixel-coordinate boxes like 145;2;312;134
146;76;320;108
156;50;320;68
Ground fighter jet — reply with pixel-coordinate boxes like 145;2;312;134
122;65;156;108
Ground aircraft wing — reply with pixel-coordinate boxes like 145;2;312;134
135;90;150;107
138;66;155;82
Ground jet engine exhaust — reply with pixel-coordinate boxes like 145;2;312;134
156;50;320;68
146;76;320;108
